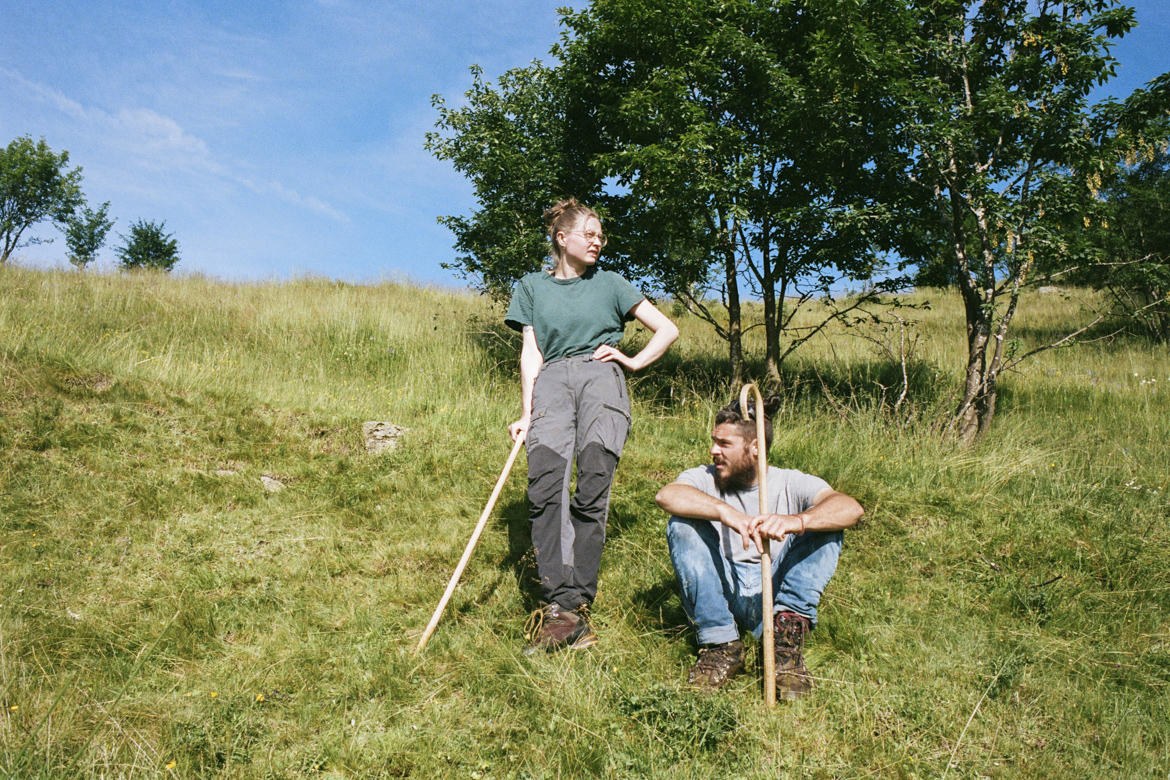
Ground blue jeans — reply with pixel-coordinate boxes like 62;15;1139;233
666;516;842;645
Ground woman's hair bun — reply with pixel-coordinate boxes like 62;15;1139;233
544;197;582;228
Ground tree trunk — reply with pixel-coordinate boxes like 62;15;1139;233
954;290;990;445
760;215;780;387
764;292;780;387
951;188;993;445
712;208;744;387
725;243;743;386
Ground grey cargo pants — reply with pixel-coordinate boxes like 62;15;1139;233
526;355;631;610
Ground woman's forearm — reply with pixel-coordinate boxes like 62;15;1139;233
619;299;679;371
518;325;542;419
629;322;679;370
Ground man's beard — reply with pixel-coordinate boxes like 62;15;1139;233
714;454;757;493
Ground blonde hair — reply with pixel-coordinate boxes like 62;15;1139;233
544;197;600;268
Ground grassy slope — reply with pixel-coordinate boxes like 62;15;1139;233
1;266;1167;779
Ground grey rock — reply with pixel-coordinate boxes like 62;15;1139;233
261;475;285;492
363;422;409;455
1038;285;1062;294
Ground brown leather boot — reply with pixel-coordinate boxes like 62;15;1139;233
687;640;745;692
774;612;813;700
523;603;598;656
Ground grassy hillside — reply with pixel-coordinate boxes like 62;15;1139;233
1;265;1167;778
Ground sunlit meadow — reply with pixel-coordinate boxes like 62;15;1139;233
1;265;1166;778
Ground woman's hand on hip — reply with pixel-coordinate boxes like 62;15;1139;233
592;344;638;370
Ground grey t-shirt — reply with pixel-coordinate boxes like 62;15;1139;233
504;267;645;363
675;465;831;565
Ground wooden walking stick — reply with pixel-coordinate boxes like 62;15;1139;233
739;383;776;707
416;434;526;653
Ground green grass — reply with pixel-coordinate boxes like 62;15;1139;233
1;265;1167;778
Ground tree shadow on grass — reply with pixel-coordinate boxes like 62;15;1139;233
624;346;735;410
464;304;1043;421
494;498;543;611
466;314;736;412
1007;314;1133;349
627;575;692;646
776;357;946;413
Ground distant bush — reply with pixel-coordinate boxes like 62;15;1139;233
65;201;114;269
115;218;179;272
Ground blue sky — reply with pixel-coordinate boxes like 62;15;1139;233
2;0;1167;287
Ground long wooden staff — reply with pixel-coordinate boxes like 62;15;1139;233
739;383;776;707
416;434;526;653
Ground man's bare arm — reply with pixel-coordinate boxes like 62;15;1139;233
748;488;863;549
655;482;756;551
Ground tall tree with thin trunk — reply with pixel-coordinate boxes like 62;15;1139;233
429;0;922;386
902;0;1169;443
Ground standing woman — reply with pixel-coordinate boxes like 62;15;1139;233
505;197;679;654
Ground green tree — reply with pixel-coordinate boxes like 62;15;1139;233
0;136;84;265
429;0;921;385
65;201;115;270
1080;147;1170;340
900;0;1170;443
559;0;922;384
115;219;180;272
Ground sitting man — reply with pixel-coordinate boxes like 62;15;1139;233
655;400;863;697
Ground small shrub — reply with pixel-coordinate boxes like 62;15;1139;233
115;219;180;272
65;201;114;269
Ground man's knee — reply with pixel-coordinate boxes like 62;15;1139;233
667;516;720;562
665;516;692;551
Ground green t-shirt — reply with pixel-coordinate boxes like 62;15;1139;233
504;268;645;362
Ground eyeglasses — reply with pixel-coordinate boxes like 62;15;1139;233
565;229;608;248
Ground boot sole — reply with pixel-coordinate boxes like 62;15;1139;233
522;630;598;655
568;632;598;650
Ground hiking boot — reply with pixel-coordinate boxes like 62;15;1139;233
687;640;745;692
773;612;813;700
522;603;598;656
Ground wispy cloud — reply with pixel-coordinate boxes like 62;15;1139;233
2;67;345;222
213;67;271;83
239;178;350;223
113;108;213;161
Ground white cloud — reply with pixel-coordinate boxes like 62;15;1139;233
238;177;350;223
112;108;213;162
214;67;269;82
2;67;344;222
